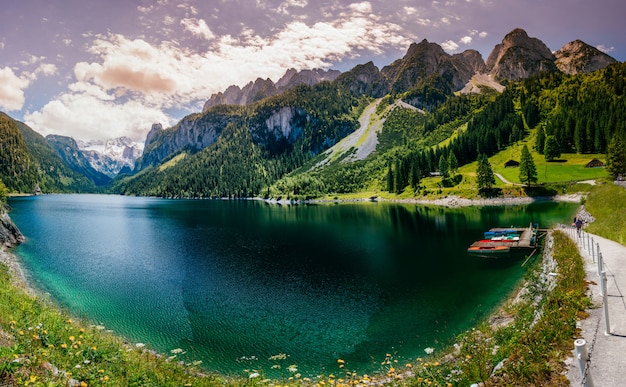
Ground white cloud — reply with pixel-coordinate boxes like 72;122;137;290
163;16;176;26
417;18;431;26
403;6;418;15
349;2;372;13
24;13;409;141
25;92;172;141
460;36;472;44
181;18;215;40
441;40;459;53
35;63;58;77
0;67;30;111
597;44;615;53
479;31;488;38
276;0;308;15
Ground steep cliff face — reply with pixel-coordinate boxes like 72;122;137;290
554;39;618;74
486;28;557;81
0;210;24;248
136;106;242;170
264;107;299;140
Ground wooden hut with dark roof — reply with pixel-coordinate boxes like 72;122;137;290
504;159;519;168
585;158;605;168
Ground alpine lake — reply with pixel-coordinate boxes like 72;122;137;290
8;194;578;378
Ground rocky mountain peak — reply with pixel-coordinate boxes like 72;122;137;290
381;38;483;93
202;68;341;112
486;28;557;81
554;39;618;74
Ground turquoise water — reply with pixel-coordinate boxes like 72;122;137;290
8;195;577;377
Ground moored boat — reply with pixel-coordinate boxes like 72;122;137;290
467;245;511;255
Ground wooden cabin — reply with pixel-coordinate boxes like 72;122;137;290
504;159;519;168
585;158;605;168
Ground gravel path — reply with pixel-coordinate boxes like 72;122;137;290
564;226;626;387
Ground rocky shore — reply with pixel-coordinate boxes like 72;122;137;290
266;193;585;207
0;206;29;292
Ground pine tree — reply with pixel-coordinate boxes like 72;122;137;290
409;163;421;191
535;125;546;154
519;145;538;186
476;154;496;193
448;152;458;176
393;160;403;194
386;163;394;192
438;155;449;178
607;133;626;180
544;135;561;161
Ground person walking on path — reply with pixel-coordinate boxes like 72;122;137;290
565;228;626;387
575;217;583;236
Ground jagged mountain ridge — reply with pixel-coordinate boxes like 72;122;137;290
77;137;143;178
143;28;613;172
138;28;618;176
202;68;341;112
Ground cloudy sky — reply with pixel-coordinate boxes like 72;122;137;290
0;0;623;142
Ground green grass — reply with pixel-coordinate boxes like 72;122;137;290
585;183;626;245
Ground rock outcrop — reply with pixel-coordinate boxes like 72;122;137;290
135;106;242;170
0;209;24;248
486;28;557;81
554;39;618;75
335;61;389;97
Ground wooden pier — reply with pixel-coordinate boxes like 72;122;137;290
468;223;544;255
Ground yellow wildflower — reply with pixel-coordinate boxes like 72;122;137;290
69;336;75;341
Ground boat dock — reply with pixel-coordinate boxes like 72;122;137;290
468;223;543;255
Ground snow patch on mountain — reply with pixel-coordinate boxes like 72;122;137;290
77;137;143;177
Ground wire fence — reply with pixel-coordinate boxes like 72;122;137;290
559;223;609;387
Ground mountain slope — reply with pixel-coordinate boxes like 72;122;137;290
111;29;622;199
0;113;38;193
15;121;97;192
46;135;112;186
554;39;618;74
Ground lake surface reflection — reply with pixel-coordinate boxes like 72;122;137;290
9;195;577;376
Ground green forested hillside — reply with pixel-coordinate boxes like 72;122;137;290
15;122;98;192
111;62;626;199
0;113;97;194
0;113;39;193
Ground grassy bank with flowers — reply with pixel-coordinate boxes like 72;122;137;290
1;229;588;386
